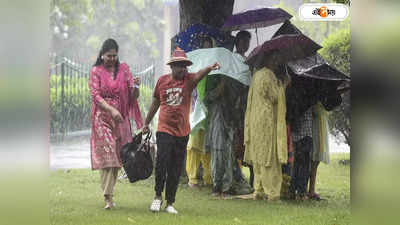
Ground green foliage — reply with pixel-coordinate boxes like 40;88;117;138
273;1;351;145
50;153;350;225
50;74;91;134
50;0;90;31
356;17;400;71
130;0;146;10
333;0;351;5
319;28;351;146
50;0;164;65
275;1;350;44
137;85;153;119
319;28;350;75
86;35;101;50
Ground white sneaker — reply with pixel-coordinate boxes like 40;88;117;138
165;205;178;214
149;199;162;212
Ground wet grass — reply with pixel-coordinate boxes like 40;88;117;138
50;153;350;225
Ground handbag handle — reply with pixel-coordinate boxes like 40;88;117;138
137;131;152;153
144;131;152;143
134;131;151;142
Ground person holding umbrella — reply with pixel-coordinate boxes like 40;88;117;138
201;36;214;49
222;7;293;45
234;30;251;59
284;51;349;200
233;30;254;187
142;47;220;214
244;50;290;202
184;42;253;197
185;37;215;188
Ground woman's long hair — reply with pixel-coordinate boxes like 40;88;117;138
93;38;120;77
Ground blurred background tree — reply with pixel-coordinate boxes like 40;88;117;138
179;0;234;31
275;0;350;44
334;0;351;5
273;0;351;146
50;0;164;69
319;28;351;146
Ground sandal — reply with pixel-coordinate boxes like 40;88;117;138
104;195;115;210
188;182;200;188
253;193;267;201
308;192;322;201
296;193;308;201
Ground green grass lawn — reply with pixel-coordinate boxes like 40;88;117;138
50;153;350;225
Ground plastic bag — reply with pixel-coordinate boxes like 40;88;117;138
120;132;153;183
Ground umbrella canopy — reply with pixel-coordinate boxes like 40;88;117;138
285;54;350;123
186;47;251;132
174;23;234;53
272;20;302;37
287;53;350;81
222;7;292;31
246;34;322;68
187;47;251;90
286;71;344;123
266;21;349;121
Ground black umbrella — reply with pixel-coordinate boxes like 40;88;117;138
287;53;350;81
285;54;350;123
272;20;302;37
267;21;349;121
246;34;322;68
222;7;293;45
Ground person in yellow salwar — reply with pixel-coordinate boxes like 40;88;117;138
186;127;212;187
244;59;289;202
185;37;214;188
308;101;330;200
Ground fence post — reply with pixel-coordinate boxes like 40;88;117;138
61;61;65;140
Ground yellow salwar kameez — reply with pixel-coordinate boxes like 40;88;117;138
312;102;330;164
244;67;288;200
186;129;212;185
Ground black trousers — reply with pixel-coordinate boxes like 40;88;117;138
289;136;313;195
154;132;189;204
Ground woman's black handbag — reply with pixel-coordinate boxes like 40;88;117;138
120;132;153;183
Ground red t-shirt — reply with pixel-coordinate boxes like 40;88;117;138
153;73;196;137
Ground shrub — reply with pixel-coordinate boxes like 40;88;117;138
319;28;351;146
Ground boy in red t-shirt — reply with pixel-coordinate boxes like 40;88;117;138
143;48;219;214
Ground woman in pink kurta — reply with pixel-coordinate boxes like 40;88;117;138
89;39;143;209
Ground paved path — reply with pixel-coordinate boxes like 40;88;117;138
50;136;350;170
50;140;91;170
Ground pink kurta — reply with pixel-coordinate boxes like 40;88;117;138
89;63;143;170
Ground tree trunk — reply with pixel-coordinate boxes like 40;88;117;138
179;0;234;31
177;0;235;182
173;0;235;52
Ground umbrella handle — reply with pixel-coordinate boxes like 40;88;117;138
256;27;259;45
